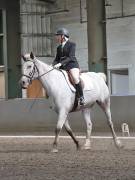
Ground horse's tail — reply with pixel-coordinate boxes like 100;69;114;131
98;72;107;82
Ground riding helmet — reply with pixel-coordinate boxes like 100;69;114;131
55;28;69;38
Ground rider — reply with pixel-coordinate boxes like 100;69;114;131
52;27;85;106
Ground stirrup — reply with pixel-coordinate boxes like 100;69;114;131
79;97;85;106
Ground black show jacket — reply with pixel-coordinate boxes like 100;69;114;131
53;40;79;70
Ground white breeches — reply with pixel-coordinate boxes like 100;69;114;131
69;68;80;84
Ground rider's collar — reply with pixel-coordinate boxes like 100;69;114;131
61;37;69;48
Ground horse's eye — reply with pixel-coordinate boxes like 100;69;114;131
27;65;32;69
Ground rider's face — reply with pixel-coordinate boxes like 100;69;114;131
55;35;65;44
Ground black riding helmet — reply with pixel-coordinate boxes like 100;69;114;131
55;28;69;38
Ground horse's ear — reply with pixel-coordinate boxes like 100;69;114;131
30;52;34;60
21;55;26;61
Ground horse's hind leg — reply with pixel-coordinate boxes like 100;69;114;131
82;108;92;150
64;119;80;150
97;98;122;148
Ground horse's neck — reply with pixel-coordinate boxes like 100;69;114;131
36;60;65;96
36;59;51;75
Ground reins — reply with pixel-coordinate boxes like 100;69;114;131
22;60;74;92
37;67;55;78
37;67;75;92
22;60;55;82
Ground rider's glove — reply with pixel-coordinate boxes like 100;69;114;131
54;63;61;68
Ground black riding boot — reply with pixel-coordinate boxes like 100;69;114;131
75;82;85;106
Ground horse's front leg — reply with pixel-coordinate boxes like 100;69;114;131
64;119;80;150
52;110;68;153
82;108;92;150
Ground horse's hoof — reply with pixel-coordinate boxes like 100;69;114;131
51;148;58;153
82;140;91;150
115;139;124;149
76;144;82;151
117;143;124;149
83;146;91;150
81;144;91;150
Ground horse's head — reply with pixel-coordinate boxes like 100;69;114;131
20;52;39;89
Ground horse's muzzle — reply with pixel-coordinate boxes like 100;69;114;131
19;79;28;89
21;86;27;89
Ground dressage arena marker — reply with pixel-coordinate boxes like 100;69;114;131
0;136;134;139
121;123;130;136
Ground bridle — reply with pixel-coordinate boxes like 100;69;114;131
22;60;54;84
22;61;39;84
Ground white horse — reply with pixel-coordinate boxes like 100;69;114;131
20;52;122;152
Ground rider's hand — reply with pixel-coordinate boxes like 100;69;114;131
54;63;61;68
